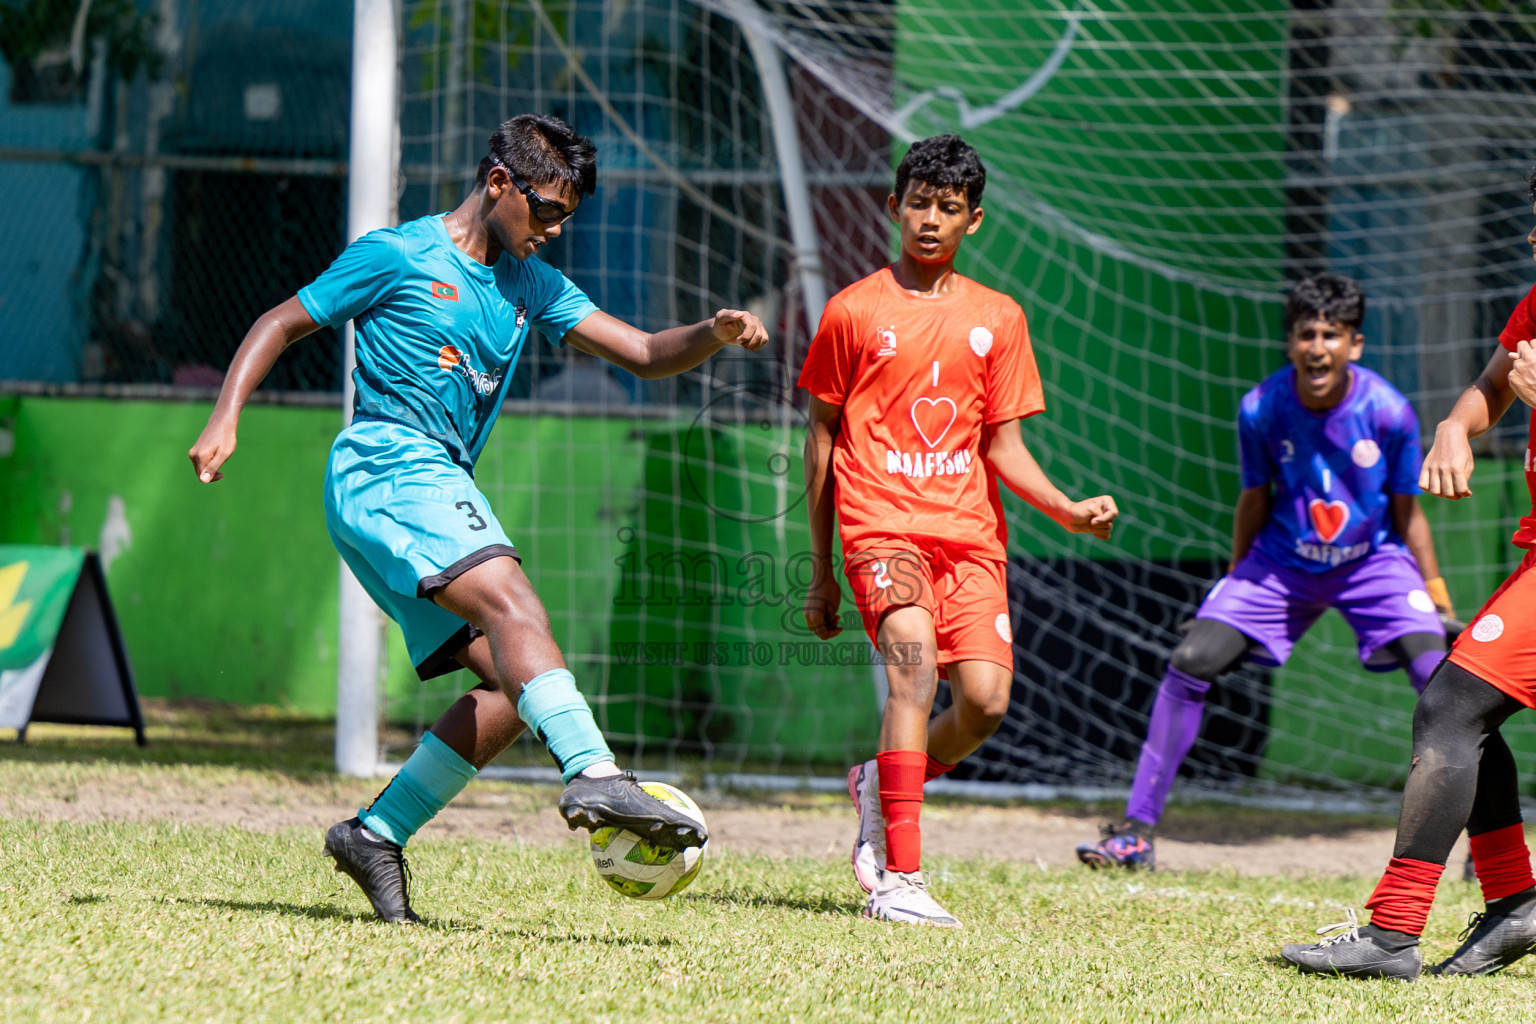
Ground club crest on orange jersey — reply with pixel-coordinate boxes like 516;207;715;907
431;281;459;301
875;327;897;357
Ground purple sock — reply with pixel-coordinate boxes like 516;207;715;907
1125;667;1211;827
1406;648;1445;696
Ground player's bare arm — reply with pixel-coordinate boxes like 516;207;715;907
1391;493;1441;581
188;296;321;483
562;308;767;379
1229;485;1272;569
1390;492;1453;618
802;395;844;640
983;418;1118;540
1422;344;1517;499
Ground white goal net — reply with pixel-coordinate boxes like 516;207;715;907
366;0;1536;805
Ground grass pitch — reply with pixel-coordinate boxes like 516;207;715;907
1;710;1532;1023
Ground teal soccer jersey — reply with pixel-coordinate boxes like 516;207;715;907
301;214;599;678
299;214;598;471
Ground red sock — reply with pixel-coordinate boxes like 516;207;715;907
1365;857;1445;936
877;750;928;874
924;755;955;783
1469;823;1536;903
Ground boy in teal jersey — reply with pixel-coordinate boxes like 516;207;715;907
188;114;767;923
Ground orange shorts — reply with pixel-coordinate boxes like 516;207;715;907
843;541;1013;677
1448;547;1536;709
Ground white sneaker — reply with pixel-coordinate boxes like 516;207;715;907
863;870;962;928
847;759;885;893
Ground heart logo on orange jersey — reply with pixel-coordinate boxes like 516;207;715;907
1308;499;1349;543
911;397;957;449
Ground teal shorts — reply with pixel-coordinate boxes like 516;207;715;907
324;418;518;679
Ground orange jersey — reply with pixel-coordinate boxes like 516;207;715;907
798;267;1045;562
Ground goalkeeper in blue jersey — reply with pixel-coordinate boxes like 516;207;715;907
1075;273;1455;872
188;114;767;923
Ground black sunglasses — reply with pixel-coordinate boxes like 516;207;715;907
489;155;575;224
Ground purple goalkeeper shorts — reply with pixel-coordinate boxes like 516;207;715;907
1196;547;1444;671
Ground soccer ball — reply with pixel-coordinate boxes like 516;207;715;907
589;781;707;900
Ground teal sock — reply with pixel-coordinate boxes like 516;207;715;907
517;668;613;783
359;731;477;847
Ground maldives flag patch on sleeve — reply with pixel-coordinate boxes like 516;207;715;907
431;281;459;301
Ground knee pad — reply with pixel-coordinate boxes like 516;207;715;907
1169;643;1232;683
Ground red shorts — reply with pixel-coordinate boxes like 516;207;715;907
843;540;1013;676
1448;547;1536;709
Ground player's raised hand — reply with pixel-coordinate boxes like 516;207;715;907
1509;339;1536;410
1062;495;1119;540
188;415;238;483
711;309;769;352
803;573;844;640
1420;423;1475;499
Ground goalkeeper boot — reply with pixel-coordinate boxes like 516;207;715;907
558;771;708;849
847;759;886;893
1431;890;1536;977
1075;821;1155;871
323;817;419;924
1281;909;1421;980
863;870;961;928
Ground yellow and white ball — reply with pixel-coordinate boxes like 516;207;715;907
589;781;707;900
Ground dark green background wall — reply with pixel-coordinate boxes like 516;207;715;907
3;394;1530;782
0;396;877;764
893;0;1290;563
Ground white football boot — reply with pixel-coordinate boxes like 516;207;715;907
863;870;962;928
847;759;885;893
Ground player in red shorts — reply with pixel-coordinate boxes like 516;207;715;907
1283;168;1536;979
798;134;1118;927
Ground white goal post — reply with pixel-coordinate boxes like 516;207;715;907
335;0;400;778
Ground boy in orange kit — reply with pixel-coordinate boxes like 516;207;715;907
798;134;1119;927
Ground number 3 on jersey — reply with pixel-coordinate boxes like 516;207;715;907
456;501;488;531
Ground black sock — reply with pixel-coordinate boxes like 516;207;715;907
1360;924;1419;952
1125;817;1156;839
1488;886;1536;916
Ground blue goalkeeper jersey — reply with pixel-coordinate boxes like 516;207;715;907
1239;365;1423;574
298;214;598;472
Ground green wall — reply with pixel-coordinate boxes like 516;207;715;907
0;397;652;716
4;394;1531;782
894;1;1289;561
0;396;873;763
603;421;872;761
0;396;342;709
